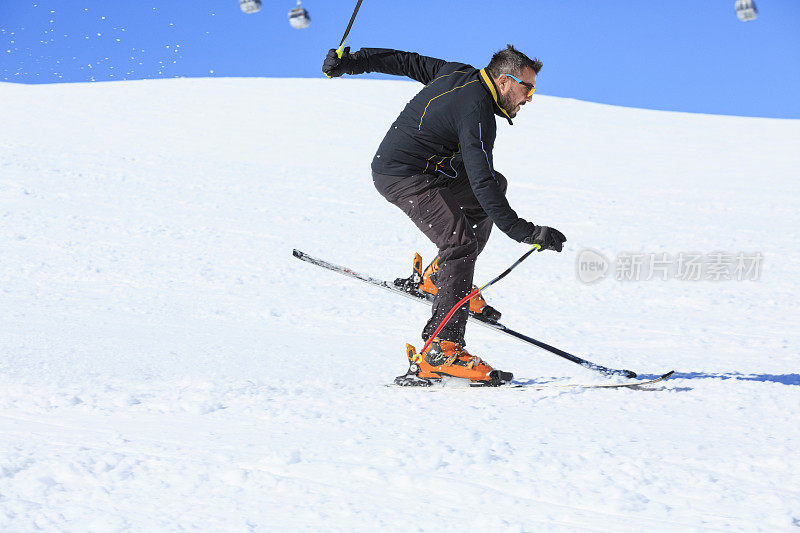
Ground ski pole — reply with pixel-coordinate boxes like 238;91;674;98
335;0;363;58
420;245;636;378
493;324;636;378
420;244;541;356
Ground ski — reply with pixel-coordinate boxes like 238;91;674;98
293;250;669;379
501;370;674;389
386;371;675;389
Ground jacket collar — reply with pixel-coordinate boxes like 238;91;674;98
479;68;513;125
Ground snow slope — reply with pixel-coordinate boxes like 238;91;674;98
1;77;799;531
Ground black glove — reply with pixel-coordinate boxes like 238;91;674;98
523;225;567;252
322;47;355;78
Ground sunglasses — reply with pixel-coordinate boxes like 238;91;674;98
504;74;536;97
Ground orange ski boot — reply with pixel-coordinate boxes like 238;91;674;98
419;255;440;296
394;341;512;386
393;253;502;322
419;256;502;322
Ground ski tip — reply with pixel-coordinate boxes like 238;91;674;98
662;370;676;379
292;249;303;258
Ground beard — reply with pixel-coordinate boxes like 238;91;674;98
498;91;520;118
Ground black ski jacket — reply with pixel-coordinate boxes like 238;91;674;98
353;48;535;243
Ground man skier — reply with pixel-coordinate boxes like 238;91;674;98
322;45;566;385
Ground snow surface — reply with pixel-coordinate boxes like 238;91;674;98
1;77;799;531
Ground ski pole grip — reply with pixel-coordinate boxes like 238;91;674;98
323;46;346;78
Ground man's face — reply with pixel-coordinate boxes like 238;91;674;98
497;67;536;118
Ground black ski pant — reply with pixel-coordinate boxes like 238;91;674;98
373;171;507;346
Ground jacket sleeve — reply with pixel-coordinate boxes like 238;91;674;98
457;104;536;243
349;48;448;85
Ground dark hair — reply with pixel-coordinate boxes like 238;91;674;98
486;45;542;78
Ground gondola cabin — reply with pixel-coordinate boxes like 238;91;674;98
735;0;758;21
288;1;311;29
239;0;262;14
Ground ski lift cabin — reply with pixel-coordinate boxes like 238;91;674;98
288;1;310;29
239;0;261;14
735;0;758;21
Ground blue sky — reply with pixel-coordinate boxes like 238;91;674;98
2;1;798;118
